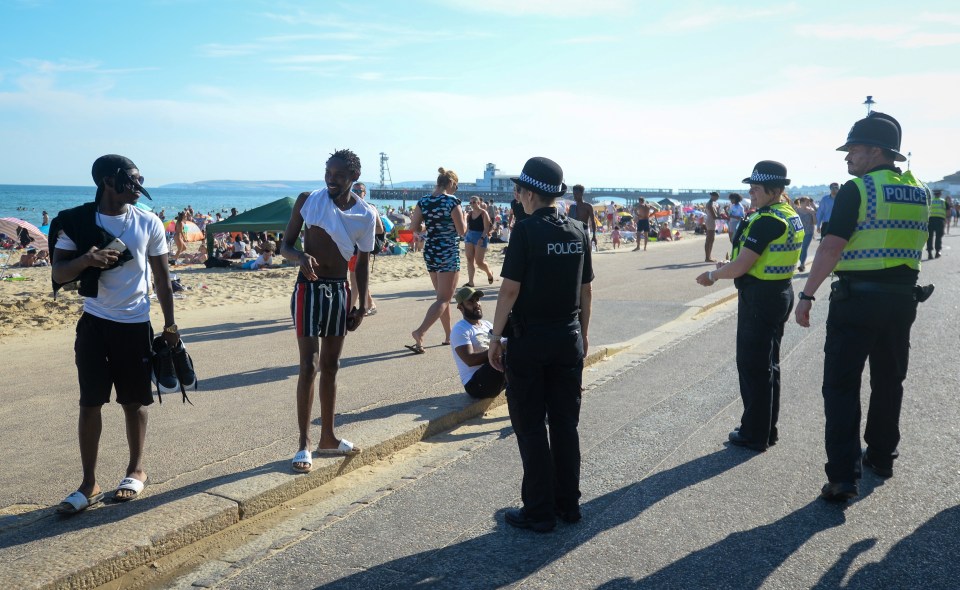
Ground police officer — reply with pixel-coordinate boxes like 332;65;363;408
795;112;931;502
488;157;593;532
927;189;946;259
696;161;803;452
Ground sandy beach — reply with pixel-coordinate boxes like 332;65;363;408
0;231;681;341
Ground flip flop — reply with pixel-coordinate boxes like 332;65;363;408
56;491;105;514
364;307;378;316
291;449;313;473
404;344;425;354
113;477;147;502
316;439;362;457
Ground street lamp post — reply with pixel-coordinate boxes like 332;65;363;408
863;95;875;115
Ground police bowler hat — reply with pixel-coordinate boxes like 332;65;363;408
837;115;907;162
511;157;567;197
742;160;791;186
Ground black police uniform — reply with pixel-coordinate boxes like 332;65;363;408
501;206;593;523
823;164;919;483
731;215;793;451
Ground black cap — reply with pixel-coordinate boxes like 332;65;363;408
91;154;151;199
511;157;567;197
837;115;906;162
742;160;791;186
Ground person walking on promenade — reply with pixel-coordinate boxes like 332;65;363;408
817;182;839;240
407;168;467;353
348;182;384;315
795;196;817;272
567;184;598;250
463;196;495;286
632;198;653;251
51;154;181;513
281;149;377;472
704;191;721;261
795;112;932;502
727;193;745;245
696;161;803;452
488;157;594;532
927;188;946;259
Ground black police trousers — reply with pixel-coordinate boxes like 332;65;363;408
505;320;584;522
822;286;917;483
927;217;944;254
735;280;793;449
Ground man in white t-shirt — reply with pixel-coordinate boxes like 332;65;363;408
450;286;505;399
281;149;377;472
51;154;181;513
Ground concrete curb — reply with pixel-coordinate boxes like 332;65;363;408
30;291;737;590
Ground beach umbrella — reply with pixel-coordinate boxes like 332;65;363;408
0;217;48;251
164;220;205;242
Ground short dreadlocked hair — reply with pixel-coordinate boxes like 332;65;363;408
329;149;361;175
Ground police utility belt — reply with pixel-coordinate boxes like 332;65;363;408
507;312;579;339
829;278;934;303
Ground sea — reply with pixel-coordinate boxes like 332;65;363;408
0;184;416;227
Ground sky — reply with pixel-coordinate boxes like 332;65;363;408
1;0;958;190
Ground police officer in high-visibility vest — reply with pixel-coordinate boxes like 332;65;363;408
488;157;593;532
795;112;933;502
696;160;803;452
927;188;946;259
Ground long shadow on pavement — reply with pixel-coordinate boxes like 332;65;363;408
816;505;960;589
313;449;753;589
596;499;847;589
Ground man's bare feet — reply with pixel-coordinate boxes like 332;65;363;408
410;330;423;348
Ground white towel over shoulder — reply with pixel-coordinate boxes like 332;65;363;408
300;189;377;262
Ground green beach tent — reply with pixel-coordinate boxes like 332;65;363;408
204;196;296;254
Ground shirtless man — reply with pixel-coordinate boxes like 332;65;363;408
632;198;653;251
567;184;597;248
281;149;378;473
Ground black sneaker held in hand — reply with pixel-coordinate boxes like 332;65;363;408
151;336;180;399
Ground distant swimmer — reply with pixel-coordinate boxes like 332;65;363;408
281;149;378;472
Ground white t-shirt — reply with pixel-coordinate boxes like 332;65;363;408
300;188;377;261
449;318;493;385
57;206;168;323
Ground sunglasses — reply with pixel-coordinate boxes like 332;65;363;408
115;168;152;199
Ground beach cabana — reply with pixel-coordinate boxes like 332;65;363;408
203;197;296;254
657;197;682;209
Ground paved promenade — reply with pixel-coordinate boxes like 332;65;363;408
1;233;957;589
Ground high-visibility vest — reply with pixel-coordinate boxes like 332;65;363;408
930;197;946;219
835;169;929;272
732;201;804;280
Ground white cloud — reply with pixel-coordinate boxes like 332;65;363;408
432;0;632;17
198;43;262;58
267;54;361;64
795;22;960;48
653;4;798;33
915;11;960;26
560;36;620;45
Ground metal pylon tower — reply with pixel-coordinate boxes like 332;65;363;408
379;152;393;189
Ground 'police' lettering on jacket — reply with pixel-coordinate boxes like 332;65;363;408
546;241;584;255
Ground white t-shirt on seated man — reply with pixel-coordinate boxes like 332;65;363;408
450;318;494;385
57;206;167;323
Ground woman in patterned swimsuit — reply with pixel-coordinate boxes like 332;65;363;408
406;168;467;353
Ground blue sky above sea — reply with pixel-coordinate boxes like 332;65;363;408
1;0;957;190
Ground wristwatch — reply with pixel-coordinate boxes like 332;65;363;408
798;292;815;301
163;323;179;334
489;330;502;339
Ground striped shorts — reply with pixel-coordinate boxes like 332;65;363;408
290;276;351;338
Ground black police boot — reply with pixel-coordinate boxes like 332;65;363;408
504;508;555;532
820;481;858;502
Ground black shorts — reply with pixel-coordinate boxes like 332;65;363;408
75;313;155;407
464;362;506;399
291;276;350;338
637;219;650;232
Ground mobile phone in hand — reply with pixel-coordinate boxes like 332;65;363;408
103;237;127;253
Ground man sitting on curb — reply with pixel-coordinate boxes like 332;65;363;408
450;286;505;398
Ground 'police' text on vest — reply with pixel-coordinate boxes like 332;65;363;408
546;241;584;255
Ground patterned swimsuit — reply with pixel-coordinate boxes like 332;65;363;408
419;193;461;272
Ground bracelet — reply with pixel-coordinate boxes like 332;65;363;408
799;292;815;301
708;271;715;281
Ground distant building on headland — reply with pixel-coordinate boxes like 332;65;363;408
928;170;959;196
368;163;740;206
